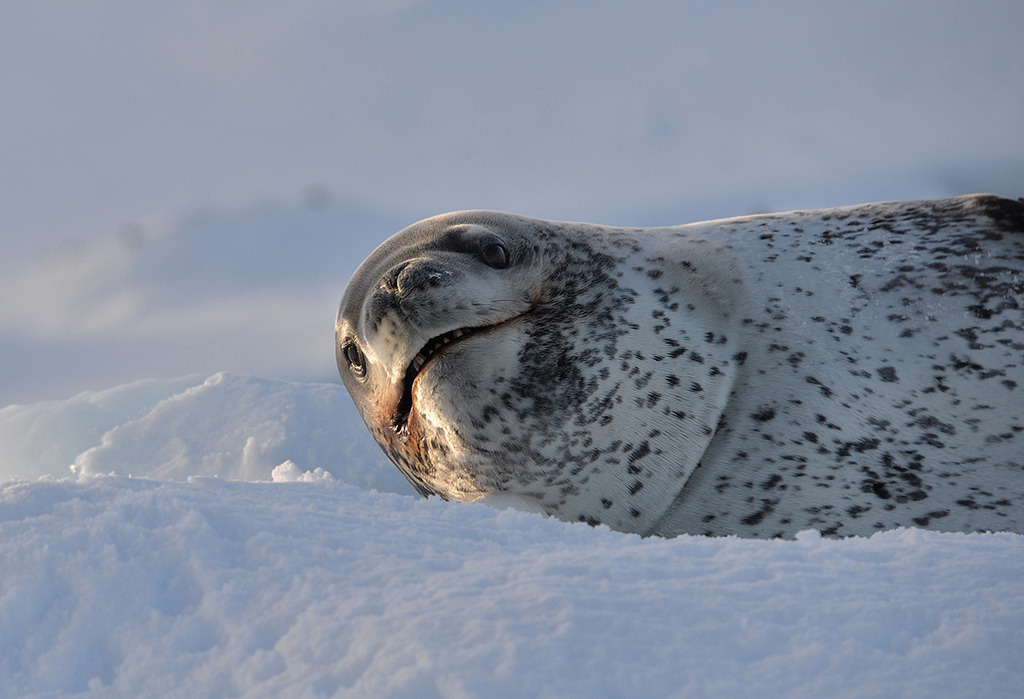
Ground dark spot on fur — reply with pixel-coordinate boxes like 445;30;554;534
837;438;880;459
740;500;776;526
877;366;899;383
868;481;891;499
628;442;650;467
805;376;834;398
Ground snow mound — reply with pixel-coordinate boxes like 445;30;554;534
1;376;1022;695
1;477;1022;697
0;373;412;495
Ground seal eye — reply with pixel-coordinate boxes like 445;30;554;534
343;343;366;377
481;242;509;269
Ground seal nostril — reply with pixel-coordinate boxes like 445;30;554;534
397;260;454;293
379;262;408;293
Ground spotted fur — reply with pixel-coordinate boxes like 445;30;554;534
336;195;1024;538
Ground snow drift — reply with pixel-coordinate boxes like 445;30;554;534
0;373;410;494
1;375;1022;696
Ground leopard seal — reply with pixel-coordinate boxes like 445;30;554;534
336;194;1024;538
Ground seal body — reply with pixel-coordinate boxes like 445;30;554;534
336;195;1024;538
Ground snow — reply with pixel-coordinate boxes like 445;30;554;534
0;374;410;495
1;376;1023;697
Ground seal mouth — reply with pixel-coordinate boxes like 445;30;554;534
391;326;482;431
391;316;523;431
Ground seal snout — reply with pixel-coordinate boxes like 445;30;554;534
365;258;463;334
386;258;458;295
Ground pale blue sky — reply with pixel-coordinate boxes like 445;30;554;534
1;1;1022;403
3;1;1021;246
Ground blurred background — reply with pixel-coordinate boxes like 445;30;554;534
2;0;1022;407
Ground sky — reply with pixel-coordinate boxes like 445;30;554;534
1;1;1022;405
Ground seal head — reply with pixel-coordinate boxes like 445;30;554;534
337;213;544;497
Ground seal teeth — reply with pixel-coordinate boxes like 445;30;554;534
408;328;470;380
394;317;519;433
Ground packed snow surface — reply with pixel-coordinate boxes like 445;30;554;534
1;375;1023;697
